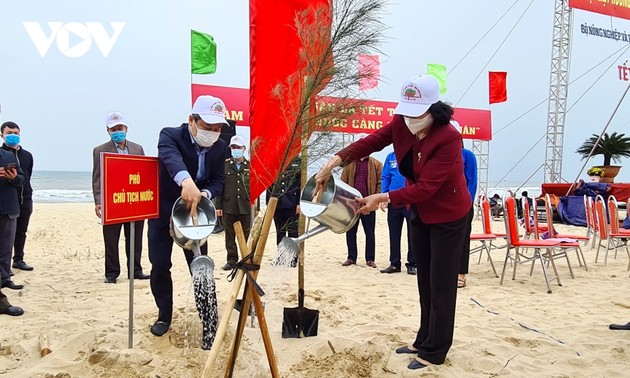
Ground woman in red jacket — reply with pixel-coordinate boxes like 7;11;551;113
316;74;470;370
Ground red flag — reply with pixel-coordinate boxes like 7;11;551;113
489;71;507;104
358;54;379;91
249;0;331;203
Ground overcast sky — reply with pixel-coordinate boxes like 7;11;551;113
2;1;630;184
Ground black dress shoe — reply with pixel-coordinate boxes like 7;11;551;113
222;262;235;271
12;260;33;271
380;265;401;274
395;346;418;354
1;281;24;290
407;266;417;275
132;272;150;280
1;306;24;316
407;359;428;370
609;321;630;330
150;321;170;336
104;277;117;284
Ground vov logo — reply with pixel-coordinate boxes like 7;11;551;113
23;22;125;58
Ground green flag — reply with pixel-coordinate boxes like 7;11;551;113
191;30;217;74
427;63;447;94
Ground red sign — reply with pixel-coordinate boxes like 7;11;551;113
570;0;630;21
101;153;160;225
192;84;493;140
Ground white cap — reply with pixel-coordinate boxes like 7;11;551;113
229;135;246;147
105;112;127;128
192;95;229;125
393;74;440;117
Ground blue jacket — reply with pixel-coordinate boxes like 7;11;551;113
381;151;406;192
154;124;228;227
462;148;477;204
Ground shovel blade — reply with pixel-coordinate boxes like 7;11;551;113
282;307;319;338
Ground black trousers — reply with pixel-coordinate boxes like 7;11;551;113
102;220;144;278
0;288;11;313
459;205;475;274
346;211;376;262
13;200;32;263
387;204;414;268
410;209;467;365
274;208;299;245
223;213;251;264
0;215;17;285
148;219;209;324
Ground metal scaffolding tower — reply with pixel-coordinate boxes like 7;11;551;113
544;0;572;183
472;140;489;198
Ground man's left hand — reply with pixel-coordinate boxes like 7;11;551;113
4;167;17;180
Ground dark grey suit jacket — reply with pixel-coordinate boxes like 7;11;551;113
92;140;145;205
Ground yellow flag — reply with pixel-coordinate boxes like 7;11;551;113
427;63;447;94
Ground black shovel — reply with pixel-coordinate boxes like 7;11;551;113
282;240;319;338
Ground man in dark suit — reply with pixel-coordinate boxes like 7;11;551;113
1;121;35;272
0;148;25;290
148;95;228;337
92;112;149;284
215;135;250;271
266;156;301;246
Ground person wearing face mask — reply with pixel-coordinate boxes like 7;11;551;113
214;135;250;271
0;137;25;291
92;112;149;284
315;74;470;370
1;122;35;274
148;95;229;338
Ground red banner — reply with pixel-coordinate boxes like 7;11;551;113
192;84;492;140
101;153;160;225
570;0;630;21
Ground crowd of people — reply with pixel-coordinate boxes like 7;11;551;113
7;74;626;372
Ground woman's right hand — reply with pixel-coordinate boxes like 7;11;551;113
314;156;341;199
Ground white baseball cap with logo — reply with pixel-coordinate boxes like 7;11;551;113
393;74;440;117
229;135;247;147
192;95;229;125
105;112;127;128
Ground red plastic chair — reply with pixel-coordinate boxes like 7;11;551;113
469;196;499;278
500;195;562;293
543;193;588;271
521;200;548;239
594;195;630;266
480;196;507;247
583;195;598;249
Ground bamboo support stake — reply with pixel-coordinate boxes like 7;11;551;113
225;197;277;377
235;218;279;377
39;333;52;357
201;214;264;377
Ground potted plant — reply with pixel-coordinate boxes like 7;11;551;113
586;167;605;182
576;132;630;183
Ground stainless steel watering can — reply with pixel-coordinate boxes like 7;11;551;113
170;196;216;272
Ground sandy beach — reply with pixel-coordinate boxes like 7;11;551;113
1;202;629;377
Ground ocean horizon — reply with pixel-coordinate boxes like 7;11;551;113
29;170;545;204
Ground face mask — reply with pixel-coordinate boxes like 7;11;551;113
404;114;433;135
231;149;244;159
193;124;220;147
3;134;20;147
110;131;126;144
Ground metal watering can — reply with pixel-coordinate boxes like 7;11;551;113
170;196;216;272
279;173;361;255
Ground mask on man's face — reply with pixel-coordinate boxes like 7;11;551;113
193;123;220;147
231;149;244;159
3;134;20;147
404;114;433;135
110;131;126;144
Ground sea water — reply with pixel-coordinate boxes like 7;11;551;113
31;170;92;203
